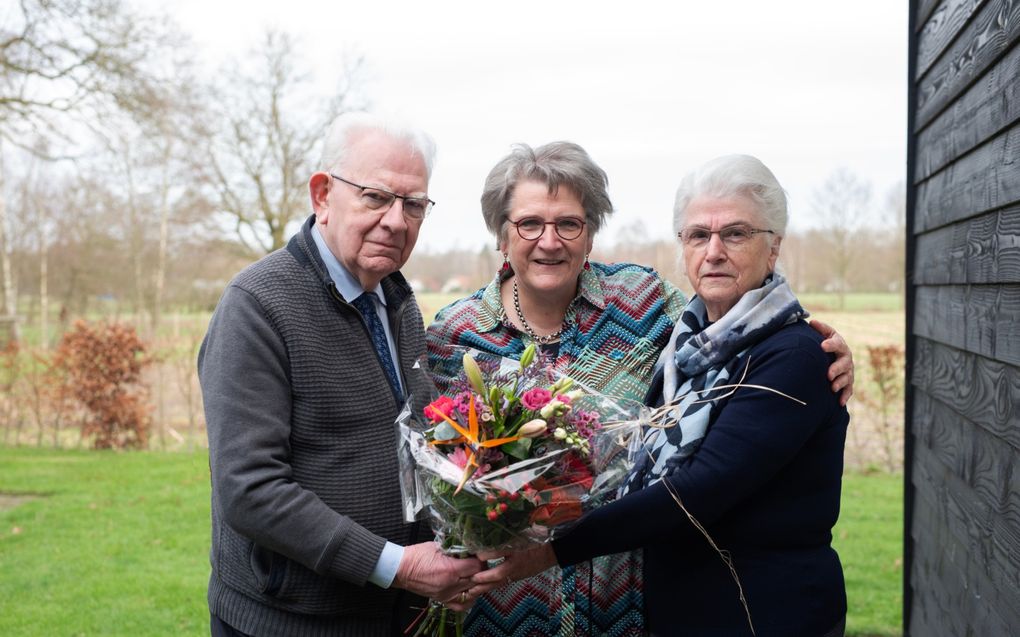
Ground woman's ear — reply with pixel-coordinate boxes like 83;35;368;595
768;235;783;271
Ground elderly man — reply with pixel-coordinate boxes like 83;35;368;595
199;112;482;637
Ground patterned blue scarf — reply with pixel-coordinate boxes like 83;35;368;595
626;273;805;492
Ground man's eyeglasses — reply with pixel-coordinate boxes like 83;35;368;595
330;174;434;220
677;224;774;250
509;216;586;241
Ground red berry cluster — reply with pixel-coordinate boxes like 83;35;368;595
484;489;523;520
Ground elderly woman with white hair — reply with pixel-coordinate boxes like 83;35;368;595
473;154;850;637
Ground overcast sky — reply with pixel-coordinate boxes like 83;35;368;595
166;0;907;253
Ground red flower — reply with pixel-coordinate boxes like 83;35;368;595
529;494;583;527
528;455;594;527
424;395;456;423
557;453;594;491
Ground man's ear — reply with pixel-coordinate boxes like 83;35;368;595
309;172;331;216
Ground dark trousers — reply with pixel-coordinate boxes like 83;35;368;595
210;593;428;636
821;616;847;637
210;614;251;637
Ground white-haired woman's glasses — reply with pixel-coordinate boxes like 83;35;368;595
677;224;774;250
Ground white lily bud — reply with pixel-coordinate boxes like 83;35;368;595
517;419;548;438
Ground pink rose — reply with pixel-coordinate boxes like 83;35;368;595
521;387;553;410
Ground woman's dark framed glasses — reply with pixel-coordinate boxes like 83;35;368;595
509;216;587;241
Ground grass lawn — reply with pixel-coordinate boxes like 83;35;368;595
0;448;210;636
0;448;902;636
834;471;904;636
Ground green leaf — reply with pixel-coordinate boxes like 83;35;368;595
500;438;532;460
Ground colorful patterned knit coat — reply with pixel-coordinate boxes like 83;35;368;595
425;261;685;637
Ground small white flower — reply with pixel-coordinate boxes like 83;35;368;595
541;399;565;419
554;427;567;440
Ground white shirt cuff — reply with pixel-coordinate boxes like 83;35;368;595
367;541;404;589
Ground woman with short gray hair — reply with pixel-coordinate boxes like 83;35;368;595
480;141;614;241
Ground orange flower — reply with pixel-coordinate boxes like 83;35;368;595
430;395;522;494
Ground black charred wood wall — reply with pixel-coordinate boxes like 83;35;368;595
907;0;1020;634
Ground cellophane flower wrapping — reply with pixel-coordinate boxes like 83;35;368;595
396;344;646;556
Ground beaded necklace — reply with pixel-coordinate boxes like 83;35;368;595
512;279;564;344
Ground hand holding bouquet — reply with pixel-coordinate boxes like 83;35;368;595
396;345;643;633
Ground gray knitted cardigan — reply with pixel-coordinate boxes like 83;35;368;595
199;216;434;636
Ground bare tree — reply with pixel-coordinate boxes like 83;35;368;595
812;169;872;310
0;145;16;342
0;0;176;148
200;30;366;253
0;0;181;341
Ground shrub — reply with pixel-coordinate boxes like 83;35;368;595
53;320;152;449
861;344;905;473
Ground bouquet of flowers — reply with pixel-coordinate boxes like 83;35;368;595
396;344;645;634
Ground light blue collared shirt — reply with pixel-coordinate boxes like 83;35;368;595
311;224;405;589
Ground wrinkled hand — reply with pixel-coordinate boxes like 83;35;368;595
469;545;558;593
391;542;484;602
810;319;855;406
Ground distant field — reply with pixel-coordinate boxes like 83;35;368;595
417;292;467;323
417;291;905;345
5;294;905;464
799;292;905;313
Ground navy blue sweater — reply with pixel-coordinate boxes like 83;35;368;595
552;320;849;637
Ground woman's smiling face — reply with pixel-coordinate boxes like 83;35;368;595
502;180;592;301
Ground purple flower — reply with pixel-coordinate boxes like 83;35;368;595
453;390;474;415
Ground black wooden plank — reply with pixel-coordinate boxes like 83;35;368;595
909;497;1011;635
917;0;944;30
912;390;973;480
915;38;1020;181
909;432;1020;626
995;283;1020;362
914;206;1020;283
916;0;1020;130
915;123;1020;232
913;392;1020;529
911;455;1020;629
913;284;1020;365
908;487;1017;635
917;0;988;79
912;339;1020;449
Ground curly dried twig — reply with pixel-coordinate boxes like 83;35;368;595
661;479;756;636
646;356;805;429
